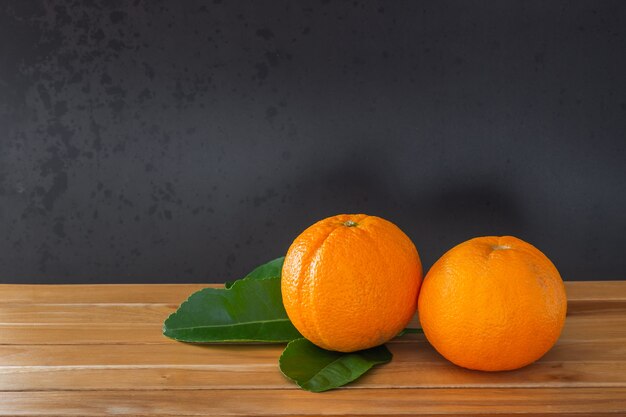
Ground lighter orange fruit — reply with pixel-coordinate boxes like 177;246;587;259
281;214;423;352
418;236;567;371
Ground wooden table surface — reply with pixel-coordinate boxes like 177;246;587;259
1;281;625;416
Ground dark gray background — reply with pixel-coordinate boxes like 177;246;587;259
1;1;625;283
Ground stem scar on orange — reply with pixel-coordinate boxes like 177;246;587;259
418;236;567;371
281;214;423;352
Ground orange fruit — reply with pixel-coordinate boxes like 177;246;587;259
282;214;423;352
418;236;567;371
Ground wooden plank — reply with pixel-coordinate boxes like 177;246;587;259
1;299;623;326
398;314;626;344
0;281;624;305
564;281;626;301
0;388;625;416
1;358;625;391
0;304;176;324
0;284;216;304
1;338;625;367
0;366;285;391
1;340;625;391
1;311;625;345
0;324;168;345
552;314;626;341
0;344;283;366
566;300;626;315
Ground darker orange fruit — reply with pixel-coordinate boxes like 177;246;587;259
418;236;567;371
282;214;423;352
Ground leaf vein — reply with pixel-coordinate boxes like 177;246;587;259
166;318;292;331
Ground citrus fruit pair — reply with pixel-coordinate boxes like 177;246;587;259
281;213;567;371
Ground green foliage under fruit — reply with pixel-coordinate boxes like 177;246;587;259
164;257;405;392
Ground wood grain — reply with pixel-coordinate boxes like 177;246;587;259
0;300;626;345
1;388;625;416
2;338;625;366
1;340;625;391
0;324;167;345
0;303;176;324
0;284;214;304
1;356;625;391
0;281;624;416
1;281;623;304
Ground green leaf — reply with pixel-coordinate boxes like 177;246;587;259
163;276;301;342
397;327;423;337
224;256;285;289
279;338;392;392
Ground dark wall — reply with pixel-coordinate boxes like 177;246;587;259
1;1;625;283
